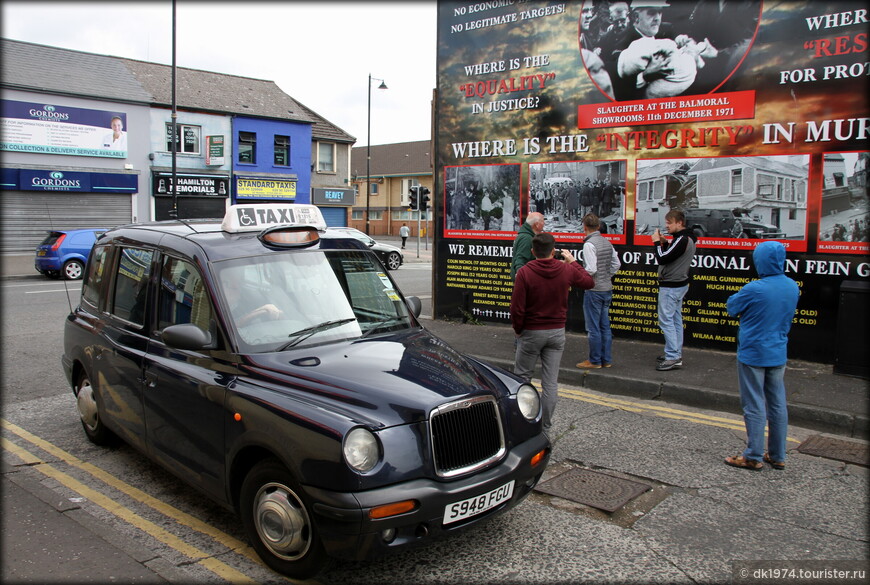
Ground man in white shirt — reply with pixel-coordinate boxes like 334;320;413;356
399;223;410;249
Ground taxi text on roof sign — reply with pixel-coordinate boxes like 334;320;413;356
222;204;327;233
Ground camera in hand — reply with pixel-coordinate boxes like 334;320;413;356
554;249;565;260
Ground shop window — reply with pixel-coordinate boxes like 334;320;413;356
274;135;290;167
318;142;335;172
165;124;201;154
239;132;257;164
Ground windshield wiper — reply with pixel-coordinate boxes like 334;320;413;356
278;318;357;350
361;317;408;338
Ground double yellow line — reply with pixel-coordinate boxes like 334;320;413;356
556;386;800;443
1;419;302;584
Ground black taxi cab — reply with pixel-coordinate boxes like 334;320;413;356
62;204;550;579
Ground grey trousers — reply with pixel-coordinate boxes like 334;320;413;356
514;327;565;431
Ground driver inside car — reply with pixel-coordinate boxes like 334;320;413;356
222;273;286;328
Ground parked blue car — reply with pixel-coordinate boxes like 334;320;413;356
35;229;106;280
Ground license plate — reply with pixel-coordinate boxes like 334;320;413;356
443;480;514;525
37;250;46;256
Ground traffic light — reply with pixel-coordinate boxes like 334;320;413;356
408;186;418;210
419;187;431;211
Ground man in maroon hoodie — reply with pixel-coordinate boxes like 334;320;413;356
511;232;594;433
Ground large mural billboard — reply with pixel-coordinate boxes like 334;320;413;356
433;0;868;362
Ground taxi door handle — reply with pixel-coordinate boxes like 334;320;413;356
142;373;158;388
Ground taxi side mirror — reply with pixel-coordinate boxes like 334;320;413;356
162;323;215;350
405;296;422;318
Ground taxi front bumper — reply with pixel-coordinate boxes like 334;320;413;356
305;433;550;561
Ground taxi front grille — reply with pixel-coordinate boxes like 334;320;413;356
430;396;505;478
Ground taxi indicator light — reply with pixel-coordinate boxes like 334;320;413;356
530;448;548;468
259;227;320;247
369;499;418;519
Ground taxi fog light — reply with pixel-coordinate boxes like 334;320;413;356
381;527;397;543
369;499;418;519
343;427;380;472
517;385;541;421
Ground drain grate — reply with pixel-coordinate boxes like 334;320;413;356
534;468;651;512
797;434;869;467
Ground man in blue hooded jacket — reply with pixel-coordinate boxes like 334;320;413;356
724;241;799;471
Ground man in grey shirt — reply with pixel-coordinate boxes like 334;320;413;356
577;213;621;369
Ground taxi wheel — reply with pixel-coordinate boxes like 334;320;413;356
386;252;401;271
76;371;115;446
63;259;84;280
240;458;327;579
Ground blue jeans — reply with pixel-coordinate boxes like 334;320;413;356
583;290;613;365
514;328;565;431
738;362;788;463
658;285;688;360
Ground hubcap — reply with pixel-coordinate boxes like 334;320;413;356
65;262;82;279
76;380;99;430
254;483;311;560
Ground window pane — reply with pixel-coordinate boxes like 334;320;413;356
183;126;200;154
239;132;256;164
274;135;290;166
318;143;334;172
158;257;212;331
82;245;109;307
112;248;153;326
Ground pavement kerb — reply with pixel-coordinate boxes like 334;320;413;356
449;349;867;439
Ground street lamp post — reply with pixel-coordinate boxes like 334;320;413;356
365;74;388;235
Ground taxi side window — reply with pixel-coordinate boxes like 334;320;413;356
81;244;109;308
158;257;213;331
112;247;153;326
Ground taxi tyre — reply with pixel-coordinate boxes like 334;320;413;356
63;259;85;280
240;458;328;579
75;370;116;446
386;252;402;271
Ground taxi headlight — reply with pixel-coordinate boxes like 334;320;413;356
516;384;541;421
343;428;380;472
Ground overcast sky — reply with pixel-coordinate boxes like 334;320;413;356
2;1;438;146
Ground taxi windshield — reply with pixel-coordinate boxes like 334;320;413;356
216;249;412;352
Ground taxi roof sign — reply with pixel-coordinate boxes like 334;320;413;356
222;204;327;233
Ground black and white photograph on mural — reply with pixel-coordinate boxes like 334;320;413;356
580;0;762;102
818;152;869;245
528;160;626;236
444;164;520;237
634;155;810;243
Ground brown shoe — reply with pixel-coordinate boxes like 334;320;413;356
764;453;785;470
603;363;612;368
724;455;762;471
576;360;602;369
